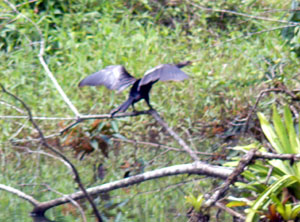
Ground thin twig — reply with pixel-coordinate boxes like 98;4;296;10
0;184;40;206
0;100;26;114
13;145;72;170
59;110;150;134
8;119;29;140
0;115;76;120
264;166;274;185
215;202;245;220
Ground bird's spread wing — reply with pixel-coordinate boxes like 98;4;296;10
78;65;137;92
138;64;189;88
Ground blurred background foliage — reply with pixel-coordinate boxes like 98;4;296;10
1;0;300;221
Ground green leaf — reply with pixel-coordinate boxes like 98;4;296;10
226;201;248;208
284;105;299;153
110;120;119;132
272;105;292;153
291;204;300;219
258;112;284;153
246;175;299;222
185;194;204;212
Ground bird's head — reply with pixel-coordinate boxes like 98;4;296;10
176;61;192;68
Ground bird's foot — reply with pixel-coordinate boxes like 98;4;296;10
132;108;139;114
110;109;118;118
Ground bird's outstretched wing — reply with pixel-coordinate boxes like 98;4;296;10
78;65;137;93
138;63;190;89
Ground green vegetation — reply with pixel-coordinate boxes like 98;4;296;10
1;0;300;221
226;106;300;221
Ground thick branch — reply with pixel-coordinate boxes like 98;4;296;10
255;152;300;161
32;162;233;213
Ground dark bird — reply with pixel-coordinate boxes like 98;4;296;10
78;61;191;116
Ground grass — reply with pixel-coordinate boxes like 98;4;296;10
1;0;300;221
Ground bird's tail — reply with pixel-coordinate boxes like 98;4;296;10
110;97;134;116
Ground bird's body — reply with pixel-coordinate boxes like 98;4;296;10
79;61;191;116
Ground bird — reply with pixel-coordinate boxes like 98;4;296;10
78;61;192;116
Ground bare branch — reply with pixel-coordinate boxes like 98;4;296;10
254;152;300;161
13;145;72;170
32;162;233;213
0;115;74;120
204;149;256;208
149;109;200;162
0;100;26;114
0;111;150;122
60;110;150;134
0;184;40;206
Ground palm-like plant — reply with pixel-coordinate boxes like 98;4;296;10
226;105;300;221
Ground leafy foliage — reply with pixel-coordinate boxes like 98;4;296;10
227;105;300;221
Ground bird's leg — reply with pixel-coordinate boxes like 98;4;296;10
144;95;153;110
131;103;137;112
110;108;118;118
